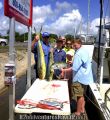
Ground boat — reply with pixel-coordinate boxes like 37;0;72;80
80;1;110;119
88;22;110;120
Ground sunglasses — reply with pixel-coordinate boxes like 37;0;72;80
56;41;63;43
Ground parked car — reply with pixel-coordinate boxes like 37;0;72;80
0;38;8;46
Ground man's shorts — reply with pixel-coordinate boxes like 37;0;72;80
71;82;87;99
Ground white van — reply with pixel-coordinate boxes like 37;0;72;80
0;38;8;46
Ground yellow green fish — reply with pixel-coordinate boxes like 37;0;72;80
47;50;54;81
37;40;46;79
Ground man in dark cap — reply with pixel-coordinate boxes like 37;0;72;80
53;38;66;78
53;39;66;63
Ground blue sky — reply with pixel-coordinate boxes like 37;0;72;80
0;0;109;35
33;0;100;21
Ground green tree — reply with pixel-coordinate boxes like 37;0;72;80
65;34;74;40
50;34;58;40
15;32;20;42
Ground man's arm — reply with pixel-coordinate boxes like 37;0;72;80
60;54;82;79
60;67;72;80
31;35;40;51
72;54;82;72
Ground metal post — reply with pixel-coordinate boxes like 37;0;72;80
98;0;103;68
97;0;104;86
26;27;32;90
108;30;110;46
8;17;15;120
9;18;15;63
79;19;82;35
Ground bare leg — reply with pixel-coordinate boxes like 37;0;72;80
74;96;83;115
81;97;85;113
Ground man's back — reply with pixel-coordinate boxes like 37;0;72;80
72;46;93;85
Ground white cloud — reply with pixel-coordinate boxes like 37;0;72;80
0;5;53;35
56;1;72;10
33;5;53;24
15;22;28;34
0;16;28;35
31;5;55;33
64;9;82;21
0;1;82;36
89;17;109;35
54;1;78;19
56;1;77;11
45;9;82;35
90;18;100;34
0;1;108;37
0;16;9;35
0;2;3;9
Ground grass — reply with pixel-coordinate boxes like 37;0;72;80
0;46;9;53
0;45;27;53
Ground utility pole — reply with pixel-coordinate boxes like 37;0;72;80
8;17;16;120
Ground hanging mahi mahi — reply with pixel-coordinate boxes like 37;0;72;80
37;40;46;79
47;49;54;81
34;26;46;79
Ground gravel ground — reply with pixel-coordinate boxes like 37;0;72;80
0;42;35;92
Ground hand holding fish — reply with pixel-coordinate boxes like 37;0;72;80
60;68;72;81
31;34;40;51
59;68;65;79
34;34;40;42
49;48;54;53
67;61;72;65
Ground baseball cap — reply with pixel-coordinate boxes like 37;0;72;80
42;32;50;38
61;36;66;40
66;51;74;56
59;36;66;40
56;39;63;43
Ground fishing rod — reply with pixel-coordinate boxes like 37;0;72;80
34;27;36;34
34;25;43;40
98;0;103;68
97;0;105;85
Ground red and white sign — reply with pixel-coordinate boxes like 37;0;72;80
4;0;32;26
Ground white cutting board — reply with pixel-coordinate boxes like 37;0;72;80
15;79;70;115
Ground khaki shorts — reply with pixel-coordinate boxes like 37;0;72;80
71;82;87;99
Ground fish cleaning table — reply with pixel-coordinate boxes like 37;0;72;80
15;79;71;115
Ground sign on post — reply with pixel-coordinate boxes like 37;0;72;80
4;0;33;26
4;1;33;120
4;63;16;85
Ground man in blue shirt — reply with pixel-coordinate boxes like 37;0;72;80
61;39;93;116
53;39;66;63
31;32;51;78
53;39;66;78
